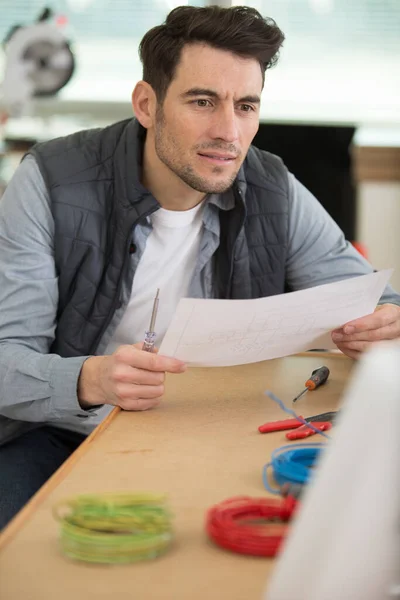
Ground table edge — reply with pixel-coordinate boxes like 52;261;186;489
0;407;121;551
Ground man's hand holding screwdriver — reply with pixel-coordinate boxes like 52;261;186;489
77;343;186;412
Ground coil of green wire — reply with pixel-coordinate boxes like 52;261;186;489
53;492;173;564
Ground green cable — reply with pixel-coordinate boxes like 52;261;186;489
53;492;173;564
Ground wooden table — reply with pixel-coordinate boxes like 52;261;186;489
0;353;353;600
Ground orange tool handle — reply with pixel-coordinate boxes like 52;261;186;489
305;366;330;391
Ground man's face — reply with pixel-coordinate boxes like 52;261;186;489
152;43;262;195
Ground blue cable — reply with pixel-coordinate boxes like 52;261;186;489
263;443;324;494
263;390;329;494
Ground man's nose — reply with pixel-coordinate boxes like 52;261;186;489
209;107;239;143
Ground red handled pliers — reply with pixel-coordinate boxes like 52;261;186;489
258;411;337;440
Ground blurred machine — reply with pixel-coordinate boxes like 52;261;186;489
0;7;75;194
0;7;75;119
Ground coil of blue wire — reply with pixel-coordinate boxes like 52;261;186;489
263;443;324;495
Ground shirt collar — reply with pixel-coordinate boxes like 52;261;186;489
206;188;235;212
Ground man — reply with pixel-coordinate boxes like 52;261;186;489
0;5;399;529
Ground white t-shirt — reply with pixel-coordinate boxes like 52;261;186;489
104;202;205;354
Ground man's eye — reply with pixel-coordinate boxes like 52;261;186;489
240;104;255;112
195;99;211;107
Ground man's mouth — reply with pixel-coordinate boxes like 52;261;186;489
198;152;237;163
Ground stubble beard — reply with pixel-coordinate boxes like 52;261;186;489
154;106;239;195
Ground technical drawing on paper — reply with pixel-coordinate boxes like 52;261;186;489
179;311;318;359
159;269;392;366
205;313;317;354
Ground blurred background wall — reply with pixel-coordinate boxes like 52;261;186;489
0;0;399;286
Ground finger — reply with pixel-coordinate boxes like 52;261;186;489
334;343;362;360
336;340;370;353
120;397;162;412
115;345;186;373
113;364;165;386
116;383;165;401
332;322;400;344
131;368;165;385
335;339;387;355
335;304;399;335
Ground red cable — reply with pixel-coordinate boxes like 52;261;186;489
206;495;298;557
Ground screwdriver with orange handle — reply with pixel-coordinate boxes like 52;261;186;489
292;366;330;403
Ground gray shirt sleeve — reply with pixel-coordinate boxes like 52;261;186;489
0;155;91;422
286;173;400;305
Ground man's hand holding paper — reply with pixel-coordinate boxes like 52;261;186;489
332;303;400;359
159;270;396;367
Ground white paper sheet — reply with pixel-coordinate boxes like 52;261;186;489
159;270;392;366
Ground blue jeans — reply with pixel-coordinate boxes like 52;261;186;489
0;426;86;530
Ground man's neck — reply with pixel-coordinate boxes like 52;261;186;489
142;136;206;211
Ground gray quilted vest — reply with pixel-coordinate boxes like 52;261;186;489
30;118;290;359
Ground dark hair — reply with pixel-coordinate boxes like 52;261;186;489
139;5;284;102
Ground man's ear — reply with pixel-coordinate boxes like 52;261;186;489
131;81;157;129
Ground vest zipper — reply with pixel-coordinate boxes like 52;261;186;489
226;186;246;298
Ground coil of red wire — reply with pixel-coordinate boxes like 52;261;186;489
206;495;297;557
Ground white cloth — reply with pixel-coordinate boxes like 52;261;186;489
265;342;400;600
104;202;205;354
